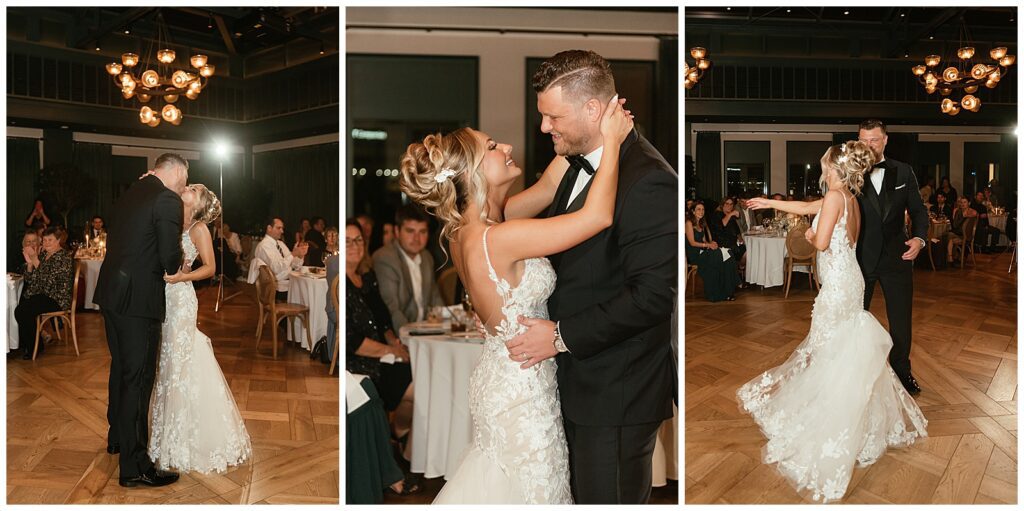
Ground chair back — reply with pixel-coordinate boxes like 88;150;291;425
69;261;83;312
330;274;340;317
963;216;978;244
437;267;459;305
255;265;277;310
786;226;816;260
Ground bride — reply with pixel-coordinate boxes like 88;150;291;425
149;184;252;474
398;96;632;504
739;141;927;503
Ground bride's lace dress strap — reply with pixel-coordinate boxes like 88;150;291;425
482;226;512;301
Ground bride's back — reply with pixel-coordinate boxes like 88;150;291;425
450;223;553;338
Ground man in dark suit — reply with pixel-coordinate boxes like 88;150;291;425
93;153;187;488
856;119;929;395
507;50;676;504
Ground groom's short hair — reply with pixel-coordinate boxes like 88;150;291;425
154;153;189;171
532;50;615;105
858;119;887;134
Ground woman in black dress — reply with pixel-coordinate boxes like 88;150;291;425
345;219;420;500
686;201;740;302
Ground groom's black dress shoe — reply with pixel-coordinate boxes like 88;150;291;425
899;373;922;395
119;468;179;488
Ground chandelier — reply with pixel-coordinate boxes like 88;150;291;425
683;47;711;89
911;20;1014;116
104;12;215;127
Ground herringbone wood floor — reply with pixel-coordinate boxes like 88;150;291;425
685;250;1018;504
6;282;339;504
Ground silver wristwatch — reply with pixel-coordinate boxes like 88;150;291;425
553;321;569;353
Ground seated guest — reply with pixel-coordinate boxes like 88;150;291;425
372;205;444;330
947;197;978;263
294;218;312;246
325;226;340;256
304;216;327;267
770;193;786;219
710;196;747;264
933;192;952;219
938;177;958;205
920;178;935;205
14;227;73;359
983;186;998;208
18;232;41;275
971;191;999;253
325;253;340;366
346;220;414;437
686;201;740;302
346;370;421;503
85;215;106;241
253;217;308;301
380;222;396;252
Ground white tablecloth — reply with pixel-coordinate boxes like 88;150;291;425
78;258;103;310
989;214;1009;245
8;274;24;353
403;325;484;479
745;234;809;288
286;271;328;350
402;324;678;485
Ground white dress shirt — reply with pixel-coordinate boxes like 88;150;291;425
870;157;886;195
254;234;302;292
397;247;425;321
566;146;604;208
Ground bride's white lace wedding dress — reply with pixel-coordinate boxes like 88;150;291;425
148;223;252;474
737;196;928;503
433;226;572;504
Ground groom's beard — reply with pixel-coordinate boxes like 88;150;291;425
553;130;595;157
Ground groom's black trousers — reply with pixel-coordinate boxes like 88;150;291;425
862;257;914;378
103;309;161;478
564;418;661;504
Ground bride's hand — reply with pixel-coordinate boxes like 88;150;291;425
164;270;189;284
599;95;633;146
745;198;770;210
804;228;816;242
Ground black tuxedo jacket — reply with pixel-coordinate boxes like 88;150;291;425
856;157;929;274
546;130;678;426
94;175;183;320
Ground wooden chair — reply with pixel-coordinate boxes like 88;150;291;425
329;275;340;375
683;251;699;298
784;226;818;299
33;261;82;360
437;267;459;305
254;265;312;359
958;216;979;269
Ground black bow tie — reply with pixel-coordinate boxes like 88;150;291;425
871;162;887;172
565;154;595;175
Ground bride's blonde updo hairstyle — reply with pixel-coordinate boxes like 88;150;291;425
189;184;222;224
819;140;875;196
399;128;488;242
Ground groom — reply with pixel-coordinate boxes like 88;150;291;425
94;153;187;487
506;50;677;504
856;119;929;395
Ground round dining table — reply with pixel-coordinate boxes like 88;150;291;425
76;257;104;310
744;232;810;288
286;269;329;350
401;322;678;485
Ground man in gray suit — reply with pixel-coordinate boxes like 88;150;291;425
372;205;444;330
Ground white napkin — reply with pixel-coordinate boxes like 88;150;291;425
380;353;404;364
346;372;370;414
720;247;732;262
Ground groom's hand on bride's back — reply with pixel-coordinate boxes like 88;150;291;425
505;316;558;369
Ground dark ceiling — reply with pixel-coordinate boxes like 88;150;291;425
685;7;1017;55
9;7;339;58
